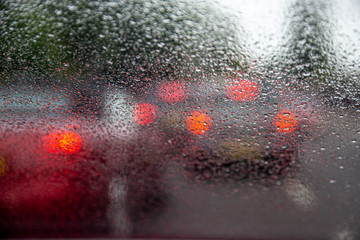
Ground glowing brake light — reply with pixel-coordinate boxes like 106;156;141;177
158;82;187;103
186;111;212;135
133;103;157;125
226;80;259;101
44;131;83;154
273;110;297;133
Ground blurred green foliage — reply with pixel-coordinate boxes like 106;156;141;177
0;0;248;84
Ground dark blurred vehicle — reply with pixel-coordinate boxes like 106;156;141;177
131;77;323;183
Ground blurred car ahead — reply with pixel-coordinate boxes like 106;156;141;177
127;77;324;182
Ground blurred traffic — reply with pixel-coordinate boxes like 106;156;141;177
1;0;360;239
0;74;325;237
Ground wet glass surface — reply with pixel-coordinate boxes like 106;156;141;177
0;0;360;239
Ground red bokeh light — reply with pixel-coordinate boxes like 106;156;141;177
158;82;187;103
44;131;83;154
273;110;297;133
226;80;259;101
186;111;212;135
133;103;157;125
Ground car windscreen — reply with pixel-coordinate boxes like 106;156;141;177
0;0;359;239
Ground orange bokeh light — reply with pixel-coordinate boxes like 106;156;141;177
44;131;83;154
158;82;187;103
226;80;259;101
186;111;212;135
273;110;297;133
133;103;157;125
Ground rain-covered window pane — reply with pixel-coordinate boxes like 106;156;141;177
0;0;359;239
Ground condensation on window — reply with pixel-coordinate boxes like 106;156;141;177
0;0;359;239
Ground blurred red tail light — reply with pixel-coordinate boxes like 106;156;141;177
226;80;259;101
133;103;157;125
43;131;83;154
273;110;297;133
186;111;212;135
158;82;187;103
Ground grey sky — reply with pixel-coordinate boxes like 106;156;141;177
216;0;360;68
